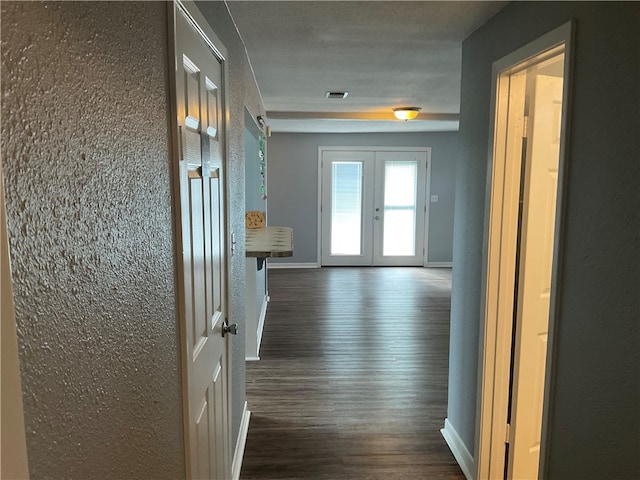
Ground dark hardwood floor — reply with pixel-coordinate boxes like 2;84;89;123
240;267;464;480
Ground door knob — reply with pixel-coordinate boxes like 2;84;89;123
375;215;380;220
222;321;239;337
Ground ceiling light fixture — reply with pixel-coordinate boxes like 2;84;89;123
393;107;421;121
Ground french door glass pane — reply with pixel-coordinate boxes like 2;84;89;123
331;162;363;255
383;161;417;256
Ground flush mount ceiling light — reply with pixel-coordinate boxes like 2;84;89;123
393;107;421;121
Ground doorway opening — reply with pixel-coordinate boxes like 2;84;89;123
244;108;269;361
319;147;431;266
476;22;572;480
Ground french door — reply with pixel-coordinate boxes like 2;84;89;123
320;148;429;266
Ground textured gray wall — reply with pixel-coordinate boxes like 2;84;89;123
267;132;458;264
1;2;184;479
448;2;640;478
195;1;266;449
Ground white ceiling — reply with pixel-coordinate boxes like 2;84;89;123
226;1;507;133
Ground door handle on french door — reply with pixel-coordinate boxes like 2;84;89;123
375;215;380;220
222;321;239;337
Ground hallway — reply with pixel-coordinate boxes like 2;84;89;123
241;267;464;479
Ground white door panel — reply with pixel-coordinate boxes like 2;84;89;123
174;5;230;479
508;73;563;480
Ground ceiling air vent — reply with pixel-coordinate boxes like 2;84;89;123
325;91;349;99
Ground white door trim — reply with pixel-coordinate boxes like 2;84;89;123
475;21;574;480
317;146;432;267
1;158;30;480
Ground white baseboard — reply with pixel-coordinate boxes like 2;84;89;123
441;418;474;480
426;261;453;268
267;262;320;269
256;294;268;356
245;356;260;361
231;402;251;480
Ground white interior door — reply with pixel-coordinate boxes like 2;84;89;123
174;4;231;479
320;149;428;266
508;72;564;480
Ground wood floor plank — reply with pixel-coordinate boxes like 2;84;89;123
241;267;464;479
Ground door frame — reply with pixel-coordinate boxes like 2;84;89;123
475;21;574;480
317;146;432;267
167;1;233;477
244;108;269;361
1;159;30;480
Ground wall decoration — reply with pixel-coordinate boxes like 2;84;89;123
259;133;267;199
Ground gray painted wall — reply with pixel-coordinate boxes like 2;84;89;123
267;132;458;264
195;1;266;450
1;3;184;478
448;2;639;478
